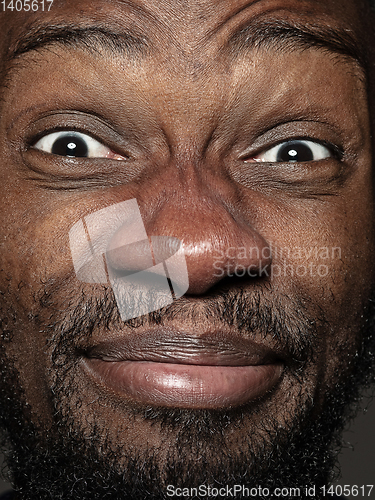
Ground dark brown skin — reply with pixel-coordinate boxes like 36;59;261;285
0;0;374;492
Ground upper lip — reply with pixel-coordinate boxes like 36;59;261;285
84;327;285;366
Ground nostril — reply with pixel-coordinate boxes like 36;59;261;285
183;248;272;295
106;236;185;273
106;238;154;274
181;230;272;295
203;272;269;295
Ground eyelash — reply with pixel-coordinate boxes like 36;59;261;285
244;139;340;164
33;130;126;160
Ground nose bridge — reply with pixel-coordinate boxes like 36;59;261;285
142;154;233;234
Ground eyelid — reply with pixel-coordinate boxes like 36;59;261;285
33;130;126;160
244;138;342;164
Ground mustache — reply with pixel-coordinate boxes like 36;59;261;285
38;277;325;368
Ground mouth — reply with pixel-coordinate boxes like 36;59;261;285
81;328;284;409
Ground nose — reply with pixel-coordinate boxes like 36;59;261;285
106;190;271;296
144;196;271;295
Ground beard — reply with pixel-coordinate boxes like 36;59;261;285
0;278;374;500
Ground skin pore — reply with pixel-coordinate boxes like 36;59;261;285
0;0;375;498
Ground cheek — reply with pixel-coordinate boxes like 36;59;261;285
260;195;375;384
0;186;93;307
0;190;83;425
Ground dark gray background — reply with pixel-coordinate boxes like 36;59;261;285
0;395;373;497
334;395;375;499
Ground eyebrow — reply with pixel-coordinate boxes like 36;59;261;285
227;18;366;73
8;23;149;61
9;18;365;69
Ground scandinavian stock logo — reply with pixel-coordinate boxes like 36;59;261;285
69;199;189;320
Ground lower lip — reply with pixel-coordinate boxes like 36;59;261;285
84;359;283;409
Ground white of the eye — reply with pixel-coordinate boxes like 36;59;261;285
34;131;111;158
256;140;332;163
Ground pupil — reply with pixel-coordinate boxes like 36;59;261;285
51;135;89;157
277;141;314;162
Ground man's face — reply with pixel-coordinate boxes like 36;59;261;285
0;0;374;497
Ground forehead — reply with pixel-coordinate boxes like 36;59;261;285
0;0;366;64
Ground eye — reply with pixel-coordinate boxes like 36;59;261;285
246;140;334;163
33;131;125;159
